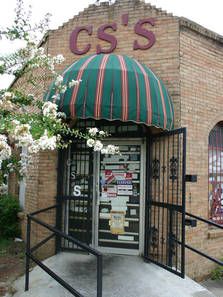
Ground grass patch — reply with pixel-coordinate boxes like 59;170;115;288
0;238;25;258
0;238;12;255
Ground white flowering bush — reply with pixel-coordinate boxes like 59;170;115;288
0;0;119;189
0;135;12;169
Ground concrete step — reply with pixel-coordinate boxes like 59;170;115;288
6;253;217;297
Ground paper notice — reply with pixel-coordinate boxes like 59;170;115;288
117;189;133;195
128;164;140;170
117;180;132;185
100;213;111;219
117;185;133;190
107;185;117;197
110;211;125;234
118;235;134;241
130;209;137;216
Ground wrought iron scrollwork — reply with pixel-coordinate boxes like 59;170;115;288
152;159;160;179
170;156;178;180
150;226;159;248
169;233;176;256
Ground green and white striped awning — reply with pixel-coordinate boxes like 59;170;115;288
45;54;174;130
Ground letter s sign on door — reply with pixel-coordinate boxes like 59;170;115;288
73;185;81;197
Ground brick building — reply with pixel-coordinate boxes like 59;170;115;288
14;0;223;280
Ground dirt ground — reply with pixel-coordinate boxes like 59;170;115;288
0;240;25;296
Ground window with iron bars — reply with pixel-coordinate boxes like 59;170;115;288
208;122;223;224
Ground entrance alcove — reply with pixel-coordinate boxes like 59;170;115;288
44;53;186;277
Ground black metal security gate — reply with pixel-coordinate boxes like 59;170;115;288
59;139;94;250
144;128;186;278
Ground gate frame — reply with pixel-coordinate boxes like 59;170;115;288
144;127;186;278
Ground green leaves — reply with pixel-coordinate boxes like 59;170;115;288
0;195;20;239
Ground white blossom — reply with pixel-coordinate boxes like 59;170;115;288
7;162;14;173
89;127;98;136
42;101;58;119
13;124;34;147
0;135;12;165
68;79;82;88
53;54;65;64
60;85;67;94
51;94;60;101
0;91;14;109
18;154;28;176
0;134;7;142
0;99;13;109
12;119;20;126
48;63;55;72
105;145;119;155
101;148;108;154
57;112;67;119
0;183;8;195
99;131;106;136
2;92;14;100
17;133;33;147
54;75;63;87
93;140;103;152
38;133;57;150
28;143;39;154
37;47;44;56
87;138;95;148
29;130;57;153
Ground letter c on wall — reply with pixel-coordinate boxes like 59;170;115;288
133;18;156;50
70;26;93;55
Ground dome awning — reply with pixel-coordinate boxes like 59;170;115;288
45;54;174;130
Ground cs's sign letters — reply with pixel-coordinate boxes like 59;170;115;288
70;14;156;55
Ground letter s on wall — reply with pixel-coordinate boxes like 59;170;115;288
133;18;156;50
70;26;93;55
96;23;117;54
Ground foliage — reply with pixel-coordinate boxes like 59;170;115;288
0;238;25;259
211;261;223;280
0;0;119;192
0;194;20;239
0;238;11;251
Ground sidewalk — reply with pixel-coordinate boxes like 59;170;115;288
202;279;223;297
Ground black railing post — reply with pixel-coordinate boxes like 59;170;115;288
25;215;31;291
181;128;186;278
97;255;103;297
24;205;103;296
55;202;62;254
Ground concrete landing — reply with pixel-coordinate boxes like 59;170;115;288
6;253;216;297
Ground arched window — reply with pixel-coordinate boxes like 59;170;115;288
208;122;223;224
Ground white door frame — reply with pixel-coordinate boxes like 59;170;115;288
92;138;146;255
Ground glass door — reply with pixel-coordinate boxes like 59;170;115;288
95;141;144;254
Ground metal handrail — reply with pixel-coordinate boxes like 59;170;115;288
186;212;223;229
25;204;103;297
184;211;223;267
